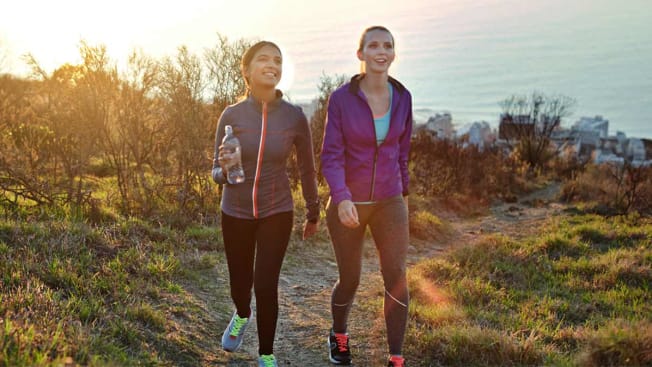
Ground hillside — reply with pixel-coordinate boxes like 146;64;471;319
2;182;651;366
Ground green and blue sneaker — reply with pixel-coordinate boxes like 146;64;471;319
221;311;251;352
258;354;278;367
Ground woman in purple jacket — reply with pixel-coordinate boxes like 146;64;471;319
213;41;320;367
321;26;412;367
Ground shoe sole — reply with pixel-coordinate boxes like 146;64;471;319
222;332;244;352
222;344;242;352
222;333;245;352
327;337;352;365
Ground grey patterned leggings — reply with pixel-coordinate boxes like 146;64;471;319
326;195;410;355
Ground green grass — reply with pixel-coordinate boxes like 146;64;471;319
0;216;229;366
410;209;452;242
2;183;650;366
405;213;652;366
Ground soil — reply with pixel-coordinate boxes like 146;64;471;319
191;182;565;366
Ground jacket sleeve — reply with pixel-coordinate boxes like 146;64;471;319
294;109;321;222
320;93;351;205
399;91;413;196
212;108;229;185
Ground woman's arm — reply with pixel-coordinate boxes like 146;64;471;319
320;93;351;205
294;110;320;223
398;92;413;197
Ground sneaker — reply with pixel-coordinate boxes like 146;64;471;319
328;328;352;365
258;354;278;367
388;355;405;367
221;311;251;352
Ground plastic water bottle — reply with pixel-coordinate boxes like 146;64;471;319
222;125;245;184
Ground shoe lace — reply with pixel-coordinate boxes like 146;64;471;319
334;333;349;352
229;315;248;337
260;354;276;367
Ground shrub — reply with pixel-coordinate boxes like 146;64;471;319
561;163;652;215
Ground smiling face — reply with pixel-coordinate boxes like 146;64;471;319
357;28;395;74
243;44;282;91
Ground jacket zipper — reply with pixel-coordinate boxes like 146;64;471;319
366;101;379;202
252;102;268;218
369;147;378;201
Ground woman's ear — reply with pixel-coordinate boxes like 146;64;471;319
356;49;364;61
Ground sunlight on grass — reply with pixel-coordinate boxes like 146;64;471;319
410;210;451;241
408;268;464;328
403;213;652;366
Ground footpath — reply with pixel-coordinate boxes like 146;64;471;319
203;183;563;366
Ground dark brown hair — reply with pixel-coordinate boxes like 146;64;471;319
240;41;282;90
358;26;394;52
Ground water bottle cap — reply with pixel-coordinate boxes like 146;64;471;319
225;125;233;134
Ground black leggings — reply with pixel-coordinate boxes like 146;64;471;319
326;195;409;356
221;211;293;356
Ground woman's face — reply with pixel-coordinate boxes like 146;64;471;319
244;44;282;90
358;29;395;74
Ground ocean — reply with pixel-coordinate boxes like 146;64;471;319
2;0;649;138
270;0;652;139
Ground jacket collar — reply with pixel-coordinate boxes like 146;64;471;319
246;89;284;112
347;73;407;95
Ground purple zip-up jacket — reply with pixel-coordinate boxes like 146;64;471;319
321;74;413;205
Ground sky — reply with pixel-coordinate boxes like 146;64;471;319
0;0;429;92
1;1;270;67
2;0;651;138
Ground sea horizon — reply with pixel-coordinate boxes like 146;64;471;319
2;0;650;139
276;0;651;139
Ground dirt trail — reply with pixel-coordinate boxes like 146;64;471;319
207;183;564;366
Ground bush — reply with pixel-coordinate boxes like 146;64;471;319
561;163;652;215
409;131;528;202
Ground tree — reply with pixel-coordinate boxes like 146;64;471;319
204;33;251;113
157;46;211;215
19;43;119;207
107;50;161;214
605;162;652;215
499;91;575;169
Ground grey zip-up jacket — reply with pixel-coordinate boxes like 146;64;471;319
212;92;320;221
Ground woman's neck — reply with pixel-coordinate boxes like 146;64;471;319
250;87;277;103
360;72;388;95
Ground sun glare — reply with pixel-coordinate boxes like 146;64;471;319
0;0;267;75
278;47;295;93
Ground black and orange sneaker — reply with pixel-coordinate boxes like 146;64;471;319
328;328;352;365
388;355;405;367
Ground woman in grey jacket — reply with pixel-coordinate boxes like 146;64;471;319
212;41;320;367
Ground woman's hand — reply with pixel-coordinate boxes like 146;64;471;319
302;220;318;240
337;200;360;228
217;145;241;172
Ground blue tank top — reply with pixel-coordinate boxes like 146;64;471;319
374;83;393;145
